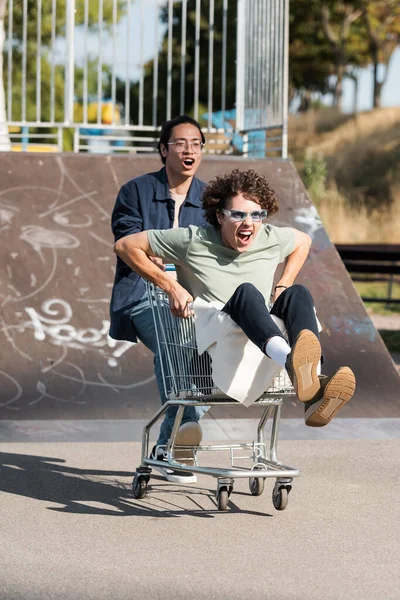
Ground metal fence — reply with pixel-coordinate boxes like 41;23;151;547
1;0;288;157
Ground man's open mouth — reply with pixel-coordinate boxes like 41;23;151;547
182;158;195;167
237;230;253;243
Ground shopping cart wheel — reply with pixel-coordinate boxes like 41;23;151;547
217;487;229;511
272;482;289;511
216;479;233;511
249;465;266;496
132;470;150;499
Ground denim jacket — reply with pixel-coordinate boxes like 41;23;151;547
109;167;207;341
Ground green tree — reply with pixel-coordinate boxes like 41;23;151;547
290;0;399;112
289;0;337;107
289;0;370;111
113;0;237;126
362;0;400;108
2;0;124;149
321;1;368;110
116;0;374;122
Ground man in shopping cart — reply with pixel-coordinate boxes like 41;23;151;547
110;115;208;483
114;168;356;432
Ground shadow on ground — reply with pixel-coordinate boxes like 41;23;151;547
0;451;273;519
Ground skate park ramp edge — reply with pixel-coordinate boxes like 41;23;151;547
0;152;398;421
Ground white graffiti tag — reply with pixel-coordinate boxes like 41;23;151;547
24;299;134;367
294;206;323;238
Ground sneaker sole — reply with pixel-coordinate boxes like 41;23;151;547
174;422;203;464
291;330;322;402
153;465;197;484
305;367;356;427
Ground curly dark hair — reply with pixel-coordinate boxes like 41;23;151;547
202;169;279;227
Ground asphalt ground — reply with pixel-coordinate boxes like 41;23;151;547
1;438;400;600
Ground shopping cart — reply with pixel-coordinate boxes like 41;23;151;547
132;278;300;512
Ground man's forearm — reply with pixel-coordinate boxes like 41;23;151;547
277;241;311;288
114;239;177;294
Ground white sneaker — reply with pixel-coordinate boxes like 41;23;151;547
150;445;197;484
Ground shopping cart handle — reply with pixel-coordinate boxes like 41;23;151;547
164;264;193;311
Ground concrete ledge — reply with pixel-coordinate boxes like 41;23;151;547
1;417;400;443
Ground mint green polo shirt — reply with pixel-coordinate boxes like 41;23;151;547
148;224;296;305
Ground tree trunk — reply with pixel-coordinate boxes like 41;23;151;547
333;62;344;112
372;44;379;109
299;90;311;112
372;57;383;109
347;71;358;114
0;0;11;151
374;78;382;109
353;76;358;114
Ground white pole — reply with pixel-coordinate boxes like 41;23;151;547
235;0;246;132
64;0;75;124
0;0;11;150
282;0;289;159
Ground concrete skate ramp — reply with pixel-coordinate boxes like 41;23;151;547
0;152;398;420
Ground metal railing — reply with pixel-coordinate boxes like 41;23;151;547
236;0;289;158
336;244;400;305
2;0;288;157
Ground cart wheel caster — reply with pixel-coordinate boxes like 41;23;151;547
272;481;290;511
132;471;150;499
249;465;266;496
217;487;229;511
216;479;233;511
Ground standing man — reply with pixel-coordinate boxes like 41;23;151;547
110;115;207;483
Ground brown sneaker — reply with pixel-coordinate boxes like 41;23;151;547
304;367;356;427
285;330;322;402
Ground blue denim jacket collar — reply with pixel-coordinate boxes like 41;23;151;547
154;167;203;208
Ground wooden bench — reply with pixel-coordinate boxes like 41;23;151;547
335;244;400;304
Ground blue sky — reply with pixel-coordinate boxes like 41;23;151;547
339;48;400;113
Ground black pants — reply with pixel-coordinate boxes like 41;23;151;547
222;283;319;352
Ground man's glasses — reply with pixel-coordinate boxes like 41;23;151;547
167;140;204;153
221;208;268;222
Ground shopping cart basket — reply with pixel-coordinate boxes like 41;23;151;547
132;280;300;512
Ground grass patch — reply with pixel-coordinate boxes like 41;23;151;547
353;280;400;315
379;331;400;353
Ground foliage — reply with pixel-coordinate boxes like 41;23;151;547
363;0;400;63
3;0;400;138
289;0;371;108
301;150;328;200
289;108;400;244
9;0;125;45
3;0;124;148
288;0;400;108
120;0;399;120
362;0;400;107
113;0;237;125
289;0;337;97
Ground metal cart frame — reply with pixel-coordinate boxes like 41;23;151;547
132;283;300;512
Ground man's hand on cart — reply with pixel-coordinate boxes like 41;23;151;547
168;281;194;318
149;256;166;271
